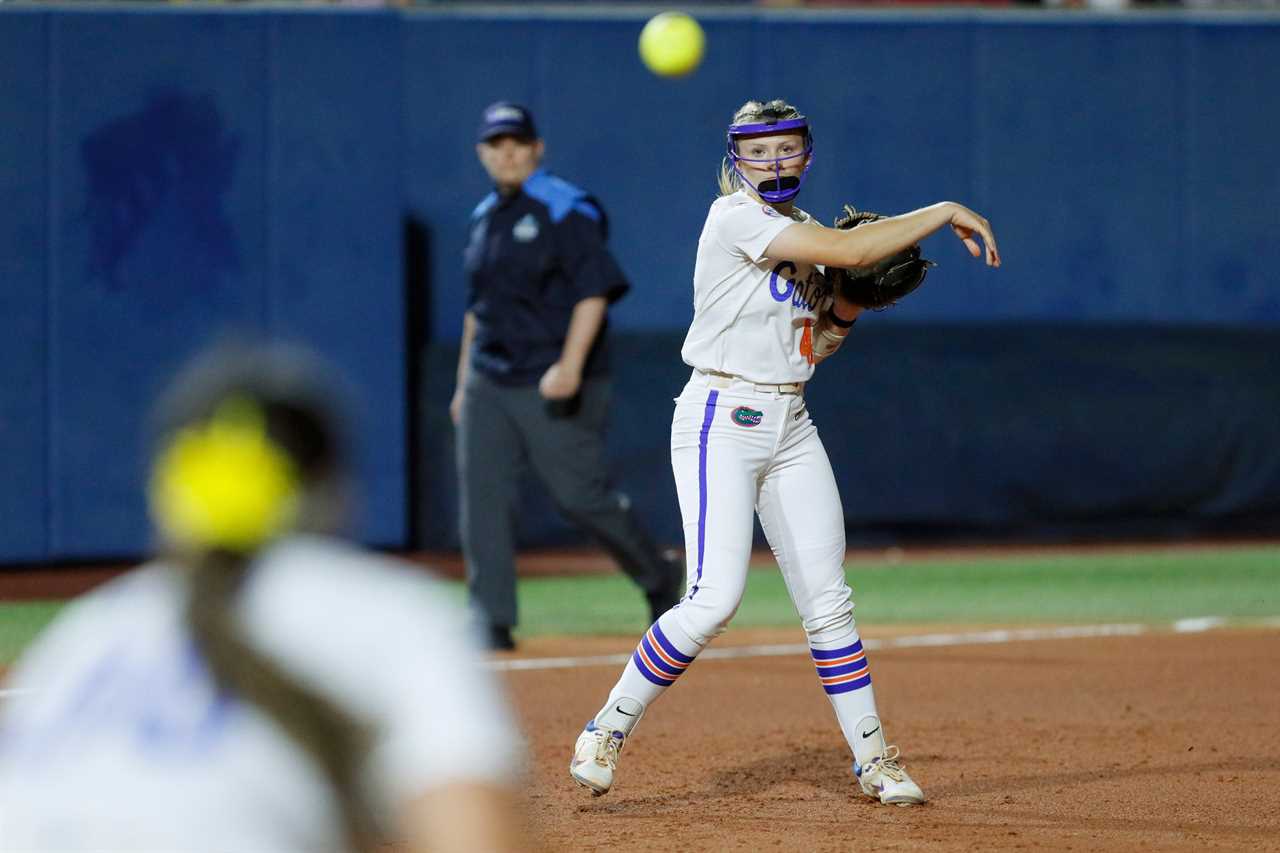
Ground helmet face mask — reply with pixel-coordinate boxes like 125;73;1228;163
726;116;813;204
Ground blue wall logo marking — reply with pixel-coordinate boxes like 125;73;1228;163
82;91;241;290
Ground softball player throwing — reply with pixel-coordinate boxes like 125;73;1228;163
0;345;523;852
570;99;1000;805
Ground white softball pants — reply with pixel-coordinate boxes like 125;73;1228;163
595;370;881;752
669;370;855;646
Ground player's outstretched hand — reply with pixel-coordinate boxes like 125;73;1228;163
947;203;1001;268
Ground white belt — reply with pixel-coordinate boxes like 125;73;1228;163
700;369;804;396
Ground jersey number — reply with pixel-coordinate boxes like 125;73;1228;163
800;319;814;365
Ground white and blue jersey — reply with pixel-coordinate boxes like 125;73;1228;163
680;190;833;385
0;535;522;851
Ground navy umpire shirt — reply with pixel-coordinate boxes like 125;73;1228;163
464;168;631;387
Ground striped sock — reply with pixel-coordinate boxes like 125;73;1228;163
604;611;703;710
810;634;881;752
811;636;872;694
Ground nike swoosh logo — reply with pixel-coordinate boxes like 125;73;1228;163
861;726;880;739
616;706;638;717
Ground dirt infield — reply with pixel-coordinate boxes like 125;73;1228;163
503;626;1280;852
5;546;1278;851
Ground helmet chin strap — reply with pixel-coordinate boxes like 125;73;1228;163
730;153;812;204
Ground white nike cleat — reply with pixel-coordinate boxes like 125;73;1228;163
854;744;926;806
569;721;625;796
850;715;925;806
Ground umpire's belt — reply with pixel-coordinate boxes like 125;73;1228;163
700;369;804;396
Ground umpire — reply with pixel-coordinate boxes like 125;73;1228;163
451;102;683;651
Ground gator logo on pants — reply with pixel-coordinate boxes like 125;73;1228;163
731;406;764;428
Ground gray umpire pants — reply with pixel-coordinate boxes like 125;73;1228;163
457;371;670;629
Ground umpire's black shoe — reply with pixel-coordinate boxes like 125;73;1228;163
646;552;686;623
486;625;516;652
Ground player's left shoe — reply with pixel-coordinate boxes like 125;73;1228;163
850;714;925;806
569;720;625;796
854;744;926;806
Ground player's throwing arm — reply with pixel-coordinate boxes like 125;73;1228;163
765;201;999;276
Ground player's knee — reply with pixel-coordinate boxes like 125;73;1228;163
672;594;741;646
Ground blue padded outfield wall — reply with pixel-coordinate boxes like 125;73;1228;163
0;9;405;560
406;10;1280;334
2;6;1279;562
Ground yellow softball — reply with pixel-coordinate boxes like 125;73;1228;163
638;11;705;79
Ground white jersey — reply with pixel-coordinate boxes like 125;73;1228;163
0;535;522;852
680;190;833;384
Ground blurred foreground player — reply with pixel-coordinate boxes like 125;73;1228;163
0;343;523;852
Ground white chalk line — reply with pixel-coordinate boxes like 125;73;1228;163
486;617;1268;673
0;617;1270;696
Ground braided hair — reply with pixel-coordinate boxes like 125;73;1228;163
147;344;380;852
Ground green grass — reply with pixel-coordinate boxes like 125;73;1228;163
514;546;1280;637
2;546;1277;664
0;601;67;668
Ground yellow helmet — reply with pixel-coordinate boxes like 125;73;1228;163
147;343;346;554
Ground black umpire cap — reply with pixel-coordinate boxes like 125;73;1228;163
477;101;538;143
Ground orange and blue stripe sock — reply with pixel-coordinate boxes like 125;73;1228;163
811;634;883;754
606;611;703;710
